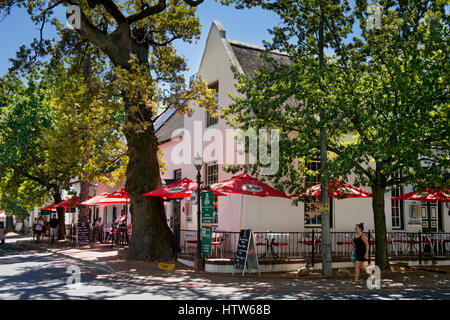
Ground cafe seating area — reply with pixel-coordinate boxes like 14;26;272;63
179;229;450;262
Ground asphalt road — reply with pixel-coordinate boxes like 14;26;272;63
1;239;450;300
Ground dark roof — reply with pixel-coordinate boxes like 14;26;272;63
155;109;184;145
228;40;291;78
155;40;290;144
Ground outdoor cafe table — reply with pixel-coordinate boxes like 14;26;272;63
257;233;289;261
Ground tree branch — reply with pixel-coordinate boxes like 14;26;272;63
147;33;182;46
327;145;373;180
183;0;204;6
10;165;55;190
87;0;126;24
126;0;167;24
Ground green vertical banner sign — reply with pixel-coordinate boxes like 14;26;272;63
201;191;214;255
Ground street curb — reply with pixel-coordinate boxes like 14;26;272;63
16;240;116;275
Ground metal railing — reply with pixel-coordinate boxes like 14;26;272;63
65;224;130;247
179;229;450;264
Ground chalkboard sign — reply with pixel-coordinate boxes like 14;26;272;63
233;229;260;276
234;229;251;270
77;222;90;246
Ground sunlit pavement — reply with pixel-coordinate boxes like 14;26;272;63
1;237;450;300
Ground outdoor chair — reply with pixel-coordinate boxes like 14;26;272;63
271;238;289;259
336;234;352;256
211;233;225;257
298;235;321;256
255;233;268;259
111;229;119;247
422;234;441;256
184;231;197;254
386;235;398;256
407;234;420;255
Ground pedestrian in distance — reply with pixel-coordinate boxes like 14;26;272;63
49;214;59;243
95;217;103;242
109;217;118;242
353;222;370;285
41;217;48;239
0;221;6;244
32;218;37;240
119;209;127;243
119;208;126;226
35;217;45;242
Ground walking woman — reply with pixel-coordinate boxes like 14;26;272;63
353;222;370;285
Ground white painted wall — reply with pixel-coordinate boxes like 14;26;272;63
156;20;450;234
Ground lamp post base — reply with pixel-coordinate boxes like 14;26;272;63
194;258;204;271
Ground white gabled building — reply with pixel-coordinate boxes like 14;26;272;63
155;21;449;236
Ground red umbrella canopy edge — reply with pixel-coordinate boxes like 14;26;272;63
142;178;226;198
40;202;56;210
210;173;290;198
55;196;93;209
79;193;110;206
392;187;450;202
290;180;372;199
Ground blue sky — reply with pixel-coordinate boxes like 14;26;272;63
0;1;280;77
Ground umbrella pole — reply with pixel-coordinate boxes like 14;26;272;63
240;193;244;230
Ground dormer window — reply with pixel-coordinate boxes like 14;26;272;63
206;81;219;127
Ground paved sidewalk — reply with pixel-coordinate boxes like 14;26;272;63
10;233;450;294
15;236;118;274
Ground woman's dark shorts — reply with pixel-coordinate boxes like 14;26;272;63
356;253;366;262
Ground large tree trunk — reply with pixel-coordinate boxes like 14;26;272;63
6;215;14;233
79;54;93;226
53;191;66;240
78;181;90;224
371;170;389;270
81;28;175;259
124;99;175;261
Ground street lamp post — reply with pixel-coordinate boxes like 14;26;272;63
193;153;204;271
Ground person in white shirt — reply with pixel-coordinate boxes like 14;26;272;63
35;217;45;242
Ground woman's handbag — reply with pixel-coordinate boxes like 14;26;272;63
351;250;357;264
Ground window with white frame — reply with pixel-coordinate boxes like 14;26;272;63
205;163;219;224
304;161;321;226
391;186;404;229
173;169;182;181
206;82;219;127
205;163;218;185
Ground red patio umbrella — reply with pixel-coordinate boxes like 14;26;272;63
93;188;129;205
40;202;56;210
392;187;450;202
210;173;290;198
210;173;290;229
79;192;110;206
141;178;226;198
55;196;93;209
290;180;372;199
88;188;131;229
